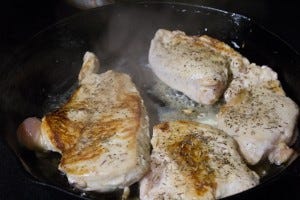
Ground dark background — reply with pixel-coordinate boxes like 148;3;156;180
0;0;299;199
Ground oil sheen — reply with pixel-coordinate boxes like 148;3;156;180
147;75;222;127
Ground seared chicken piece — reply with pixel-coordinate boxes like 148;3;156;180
18;52;150;192
149;29;244;105
217;85;299;165
224;58;283;102
140;121;259;200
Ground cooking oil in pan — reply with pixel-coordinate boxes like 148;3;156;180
147;75;222;127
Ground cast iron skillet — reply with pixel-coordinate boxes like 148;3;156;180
0;2;299;200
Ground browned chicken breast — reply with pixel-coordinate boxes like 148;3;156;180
140;121;259;200
217;85;299;165
148;29;244;105
18;52;150;192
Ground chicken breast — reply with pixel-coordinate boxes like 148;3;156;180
18;52;150;192
217;85;299;165
148;29;244;105
140;121;259;200
224;58;283;102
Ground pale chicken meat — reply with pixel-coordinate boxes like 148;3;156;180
140;121;259;200
148;29;245;105
224;58;283;102
17;52;151;192
216;38;299;165
217;85;299;165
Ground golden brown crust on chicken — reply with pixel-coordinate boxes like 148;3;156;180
58;93;142;173
140;121;259;200
38;52;150;191
43;85;142;157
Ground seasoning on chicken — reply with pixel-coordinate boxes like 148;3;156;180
224;58;283;102
148;29;244;105
17;52;151;192
217;85;299;165
140;121;259;200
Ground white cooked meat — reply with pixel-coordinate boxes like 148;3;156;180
217;85;299;165
19;52;151;192
224;58;283;102
149;29;245;105
140;121;259;200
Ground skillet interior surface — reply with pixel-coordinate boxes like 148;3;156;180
0;2;299;200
